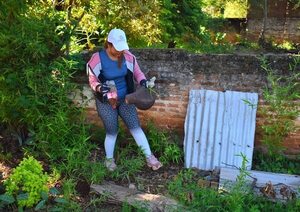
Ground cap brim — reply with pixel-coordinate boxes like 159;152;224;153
113;41;129;51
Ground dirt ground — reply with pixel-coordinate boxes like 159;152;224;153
81;146;219;210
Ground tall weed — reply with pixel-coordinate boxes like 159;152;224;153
112;141;145;183
146;121;183;165
258;56;300;155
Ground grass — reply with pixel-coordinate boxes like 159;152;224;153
253;150;300;175
1;120;300;211
167;162;300;211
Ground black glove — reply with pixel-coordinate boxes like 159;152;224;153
95;84;111;102
99;84;110;94
97;83;110;100
140;79;148;88
97;84;111;101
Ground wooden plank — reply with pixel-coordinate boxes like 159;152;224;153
219;167;300;201
91;182;182;211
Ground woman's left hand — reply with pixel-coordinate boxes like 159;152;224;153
140;79;148;88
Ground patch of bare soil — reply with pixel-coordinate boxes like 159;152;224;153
134;164;183;195
87;146;186;195
0;128;24;165
83;146;220;210
0;127;25;210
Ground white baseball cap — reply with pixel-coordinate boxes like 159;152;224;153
107;29;129;51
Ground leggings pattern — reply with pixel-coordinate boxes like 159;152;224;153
96;98;140;135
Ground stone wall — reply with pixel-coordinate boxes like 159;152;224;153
76;49;300;155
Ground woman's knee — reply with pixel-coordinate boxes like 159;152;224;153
119;103;140;127
96;100;119;134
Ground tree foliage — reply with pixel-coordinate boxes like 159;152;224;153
0;0;233;138
0;1;92;177
91;0;161;47
203;0;248;17
0;0;64;130
159;0;206;46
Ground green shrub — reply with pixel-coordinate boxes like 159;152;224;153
4;156;49;208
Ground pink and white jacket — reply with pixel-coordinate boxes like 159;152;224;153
87;50;146;98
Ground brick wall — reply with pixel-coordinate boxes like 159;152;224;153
246;18;300;43
247;0;300;43
76;49;300;155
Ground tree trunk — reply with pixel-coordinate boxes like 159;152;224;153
283;0;290;39
258;0;268;47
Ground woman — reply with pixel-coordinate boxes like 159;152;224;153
87;28;162;171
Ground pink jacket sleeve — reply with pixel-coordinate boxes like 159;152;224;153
133;58;146;83
124;50;146;83
88;69;100;92
86;53;101;92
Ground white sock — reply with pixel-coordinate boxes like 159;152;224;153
104;134;117;159
130;128;152;157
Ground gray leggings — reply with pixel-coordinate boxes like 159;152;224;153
96;98;140;135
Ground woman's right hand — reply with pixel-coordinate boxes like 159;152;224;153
98;84;111;94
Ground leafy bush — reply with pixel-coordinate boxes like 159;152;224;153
159;0;205;44
159;0;235;53
4;156;49;208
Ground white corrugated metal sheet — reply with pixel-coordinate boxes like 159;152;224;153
184;89;258;170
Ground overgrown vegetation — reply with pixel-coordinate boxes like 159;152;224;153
168;155;300;211
253;151;300;175
249;56;300;178
258;56;300;155
0;0;299;211
0;1;98;182
147;121;183;165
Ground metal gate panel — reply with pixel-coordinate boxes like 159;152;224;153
184;90;258;170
